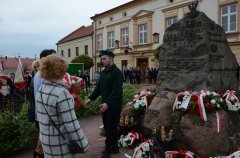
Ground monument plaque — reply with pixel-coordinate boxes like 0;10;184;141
156;12;238;93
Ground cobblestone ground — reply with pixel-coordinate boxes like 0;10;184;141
9;115;133;158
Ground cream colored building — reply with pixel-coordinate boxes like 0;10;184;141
91;0;240;78
56;25;94;79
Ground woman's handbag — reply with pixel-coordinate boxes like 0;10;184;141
68;140;84;154
40;93;84;154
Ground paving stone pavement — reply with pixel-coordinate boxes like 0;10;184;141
9;115;133;158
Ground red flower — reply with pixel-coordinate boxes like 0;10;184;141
178;94;184;101
192;95;198;101
203;98;209;104
207;104;214;111
190;109;196;114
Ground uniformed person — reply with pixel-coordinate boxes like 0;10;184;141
85;50;123;158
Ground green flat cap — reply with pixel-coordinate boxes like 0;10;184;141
99;50;115;58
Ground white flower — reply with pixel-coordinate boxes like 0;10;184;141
202;93;206;97
177;101;182;105
184;91;190;95
142;145;147;152
134;102;139;109
71;80;76;85
211;99;216;104
134;95;139;99
217;104;220;108
230;96;235;102
213;92;218;96
123;142;128;147
219;98;223;102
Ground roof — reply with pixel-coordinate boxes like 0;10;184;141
90;0;151;20
1;57;35;70
57;25;93;44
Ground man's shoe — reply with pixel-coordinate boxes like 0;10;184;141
101;150;110;158
110;146;119;154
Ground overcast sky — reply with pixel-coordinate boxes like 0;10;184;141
0;0;130;58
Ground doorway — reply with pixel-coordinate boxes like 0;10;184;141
137;58;148;83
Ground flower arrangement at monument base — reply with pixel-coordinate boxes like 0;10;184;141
132;89;155;113
173;90;224;122
118;130;143;148
222;90;240;112
165;150;194;158
132;140;152;158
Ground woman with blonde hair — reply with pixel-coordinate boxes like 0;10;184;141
36;54;88;158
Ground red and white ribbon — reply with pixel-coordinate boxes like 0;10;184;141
173;92;191;111
216;112;221;133
223;90;240;111
129;132;141;146
197;93;207;122
165;150;194;158
133;140;152;158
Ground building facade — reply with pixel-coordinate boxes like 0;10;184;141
0;56;34;77
56;25;94;79
91;0;240;76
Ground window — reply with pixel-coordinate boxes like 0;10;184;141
109;17;113;21
97;34;103;50
68;49;71;57
121;28;129;47
76;47;79;56
85;45;88;55
61;50;64;57
221;3;237;33
166;17;177;28
123;12;127;17
108;31;115;49
153;33;159;43
139;24;147;44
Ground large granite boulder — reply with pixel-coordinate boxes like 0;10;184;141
156;12;238;93
142;91;176;136
180;111;230;156
141;11;239;156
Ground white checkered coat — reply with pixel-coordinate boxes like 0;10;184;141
36;81;88;158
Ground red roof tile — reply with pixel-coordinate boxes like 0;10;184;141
1;57;35;70
57;25;93;44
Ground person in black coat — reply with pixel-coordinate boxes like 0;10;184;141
85;50;123;158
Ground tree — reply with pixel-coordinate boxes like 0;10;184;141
71;55;94;70
154;45;162;60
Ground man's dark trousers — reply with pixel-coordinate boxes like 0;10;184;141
102;109;121;152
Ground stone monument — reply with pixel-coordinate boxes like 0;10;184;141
142;2;240;156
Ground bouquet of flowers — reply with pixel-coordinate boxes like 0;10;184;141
165;150;194;158
63;73;84;110
173;90;224;122
118;130;142;148
133;140;152;158
188;90;223;114
133;89;155;111
222;90;240;111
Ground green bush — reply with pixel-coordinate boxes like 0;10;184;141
0;102;38;156
76;83;137;117
122;83;138;105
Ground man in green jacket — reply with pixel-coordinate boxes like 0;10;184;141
85;50;123;158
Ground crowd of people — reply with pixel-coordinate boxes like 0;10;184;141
123;66;159;85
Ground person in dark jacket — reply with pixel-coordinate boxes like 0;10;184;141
85;50;124;158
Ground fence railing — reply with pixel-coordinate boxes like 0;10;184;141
0;93;27;113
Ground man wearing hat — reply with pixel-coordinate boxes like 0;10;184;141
85;50;123;158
